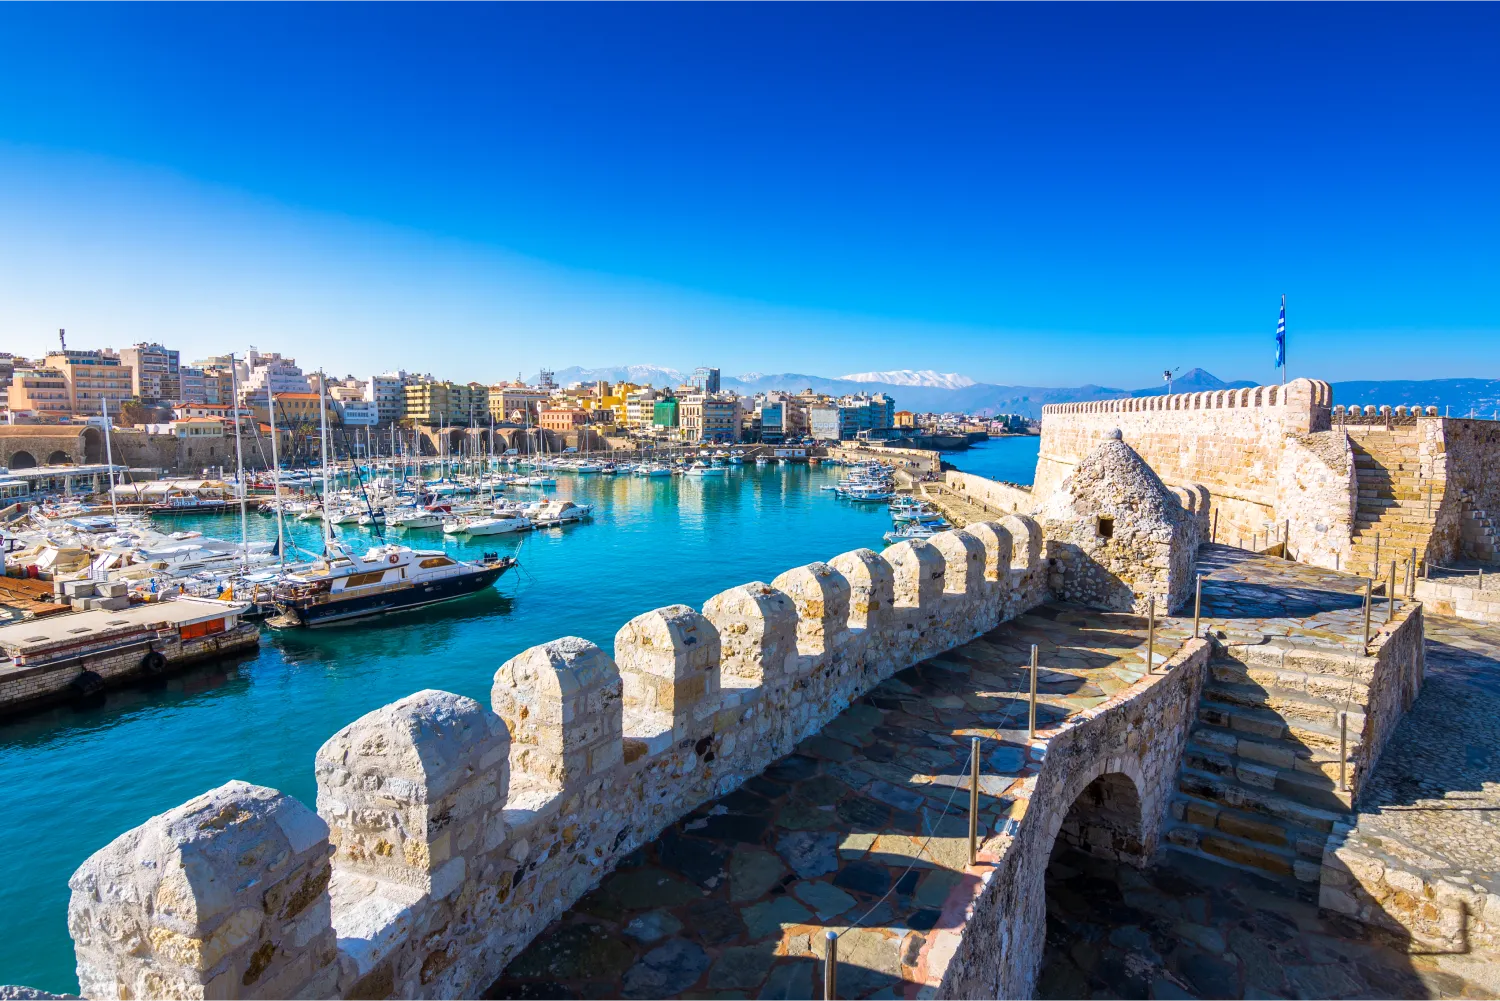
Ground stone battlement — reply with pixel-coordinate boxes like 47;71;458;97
1041;379;1333;418
66;520;1051;1001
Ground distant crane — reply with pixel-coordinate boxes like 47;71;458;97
1163;366;1181;395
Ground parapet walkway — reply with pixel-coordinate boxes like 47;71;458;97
487;603;1186;999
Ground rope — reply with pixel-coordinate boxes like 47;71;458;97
832;742;979;940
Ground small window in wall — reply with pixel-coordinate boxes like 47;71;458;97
1097;516;1115;540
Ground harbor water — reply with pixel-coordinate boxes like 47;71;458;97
0;441;1037;993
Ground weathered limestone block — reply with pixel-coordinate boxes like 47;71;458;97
702;581;798;755
315;690;509;894
491;637;623;802
615;604;721;756
882;539;946;660
771;561;854;673
928;529;988;642
68;781;337;1001
958;521;1014;632
829;547;897;684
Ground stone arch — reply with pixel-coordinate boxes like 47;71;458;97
8;450;36;469
1051;769;1148;866
47;450;71;465
81;427;104;463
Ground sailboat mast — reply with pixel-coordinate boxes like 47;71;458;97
100;396;119;524
319;368;332;552
267;378;285;567
229;353;249;570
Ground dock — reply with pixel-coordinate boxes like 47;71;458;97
0;597;260;716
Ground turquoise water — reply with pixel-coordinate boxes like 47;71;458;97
0;441;1037;993
941;434;1040;483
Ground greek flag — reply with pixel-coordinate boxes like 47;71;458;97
1274;296;1286;370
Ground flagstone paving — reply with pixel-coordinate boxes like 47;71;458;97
1039;844;1491;1001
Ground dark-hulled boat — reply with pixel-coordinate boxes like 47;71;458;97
259;542;514;627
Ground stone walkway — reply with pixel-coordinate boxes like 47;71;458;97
1039;844;1490;1000
486;604;1188;1000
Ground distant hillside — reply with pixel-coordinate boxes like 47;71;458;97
531;364;1500;420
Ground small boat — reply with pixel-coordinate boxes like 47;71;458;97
444;515;530;536
684;461;728;477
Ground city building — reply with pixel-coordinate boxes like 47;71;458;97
758;400;785;444
12;350;135;416
690;367;721;394
537;407;588;433
333;398;379;427
894;410;915;427
679;393;740;443
118;343;181;403
250;392;337;430
243;352;312;402
6;365;72;417
0;354;26;413
403;381;479;425
652;397;679;429
178;366;208;405
368;371;414;425
487;385;550;424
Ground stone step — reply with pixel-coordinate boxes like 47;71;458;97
1160;840;1321;898
1164;798;1327;884
1184;739;1353;812
1203;680;1363;732
1189;719;1353;782
1196;697;1359;755
1207;659;1370;715
1214;645;1375;684
1177;766;1350;836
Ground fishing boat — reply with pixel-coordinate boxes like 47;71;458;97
260;542;515;627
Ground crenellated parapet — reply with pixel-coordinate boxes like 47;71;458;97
66;521;1051;1000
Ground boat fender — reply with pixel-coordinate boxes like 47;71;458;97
389;554;400;564
141;650;168;673
70;670;105;697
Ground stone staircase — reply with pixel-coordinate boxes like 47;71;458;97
1457;487;1499;561
1164;644;1360;895
1348;433;1443;581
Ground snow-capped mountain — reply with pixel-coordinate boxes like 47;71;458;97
533;365;684;387
838;370;977;389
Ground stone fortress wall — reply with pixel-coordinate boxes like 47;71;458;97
66;518;1055;1001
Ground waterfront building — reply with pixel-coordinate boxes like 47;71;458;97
758;400;785;443
250;392;338;430
12;350;134;417
368;371;413;425
403;380;478;426
679;392;741;443
537;406;588;433
117;343;181;403
488;385;550;424
333;398;379;427
652;396;679;429
690;366;721;394
178;366;207;405
894;410;915;427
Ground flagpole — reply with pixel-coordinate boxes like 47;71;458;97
1281;294;1286;386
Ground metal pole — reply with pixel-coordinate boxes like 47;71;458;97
1408;548;1416;597
824;932;838;1001
1284;519;1290;558
1028;644;1039;740
968;737;980;866
1424;559;1430;581
1147;595;1156;673
1193;575;1203;639
1362;579;1372;653
1373;533;1380;579
1426;482;1432;518
1387;560;1397;623
1212;509;1218;543
1338;712;1348;792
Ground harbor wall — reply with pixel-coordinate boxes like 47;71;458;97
826;444;941;475
65;517;1051;1000
0;620;260;716
943;470;1036;515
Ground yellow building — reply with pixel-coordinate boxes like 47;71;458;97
10;350;134;416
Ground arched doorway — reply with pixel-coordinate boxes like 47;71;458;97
1055;771;1146;864
7;450;36;469
82;427;104;463
47;450;73;466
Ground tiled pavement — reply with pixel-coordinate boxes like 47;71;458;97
1038;844;1490;1001
487;604;1187;999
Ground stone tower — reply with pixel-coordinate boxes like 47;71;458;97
1038;431;1202;613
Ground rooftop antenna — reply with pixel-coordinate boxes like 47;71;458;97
1163;366;1181;395
59;328;66;352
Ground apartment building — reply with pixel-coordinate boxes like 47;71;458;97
118;343;181;403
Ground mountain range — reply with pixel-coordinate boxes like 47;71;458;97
533;366;1500;420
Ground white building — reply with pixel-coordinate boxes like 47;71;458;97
334;398;379;427
367;371;414;425
242;352;312;401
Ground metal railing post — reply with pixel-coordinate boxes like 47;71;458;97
1211;509;1218;543
1193;574;1203;639
824;932;838;1000
1146;595;1157;673
1387;560;1398;623
1362;579;1372;654
968;737;980;866
1338;712;1348;793
1284;518;1291;558
1028;644;1039;740
1373;533;1381;579
1408;547;1417;597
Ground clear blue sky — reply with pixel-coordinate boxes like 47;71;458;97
0;3;1495;388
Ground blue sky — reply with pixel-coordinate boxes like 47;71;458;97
0;3;1495;388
